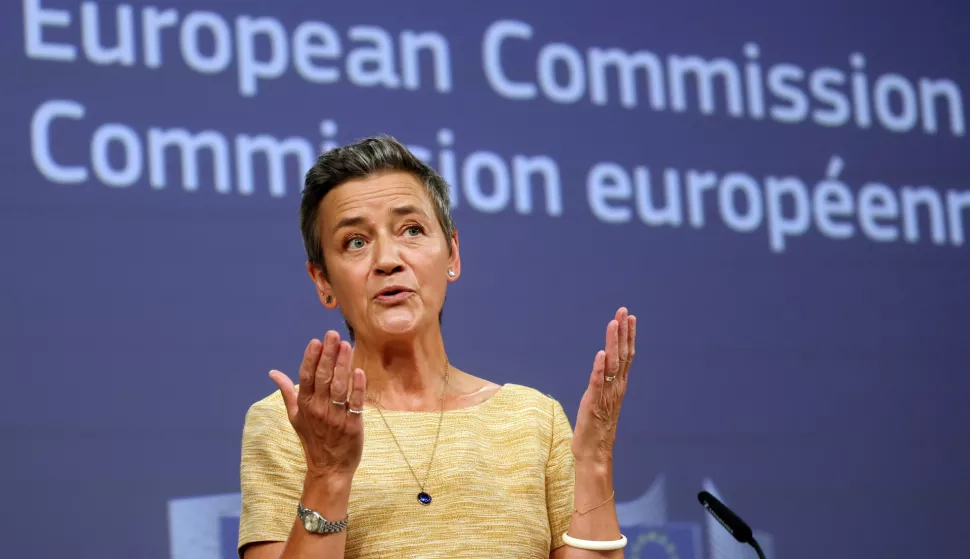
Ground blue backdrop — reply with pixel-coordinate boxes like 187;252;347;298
3;1;968;558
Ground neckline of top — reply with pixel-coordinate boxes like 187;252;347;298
364;383;515;415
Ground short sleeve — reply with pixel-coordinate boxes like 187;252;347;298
546;398;576;550
237;392;307;556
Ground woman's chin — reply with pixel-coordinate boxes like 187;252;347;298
374;313;421;337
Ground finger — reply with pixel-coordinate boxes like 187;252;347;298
605;319;620;380
298;339;322;405
348;368;366;419
627;315;637;377
617;307;629;367
313;331;339;403
330;341;352;407
269;370;299;422
347;343;358;395
588;350;607;394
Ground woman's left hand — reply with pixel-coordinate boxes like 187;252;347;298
571;307;636;467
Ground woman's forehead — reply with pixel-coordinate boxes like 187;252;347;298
322;172;433;224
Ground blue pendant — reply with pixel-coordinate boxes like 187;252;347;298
417;492;432;505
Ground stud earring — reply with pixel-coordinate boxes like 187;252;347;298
326;296;333;304
447;270;455;277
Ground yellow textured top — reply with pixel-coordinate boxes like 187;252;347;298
238;383;576;558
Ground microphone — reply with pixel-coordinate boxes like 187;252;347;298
697;490;767;559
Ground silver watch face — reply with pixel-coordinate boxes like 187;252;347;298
303;513;322;532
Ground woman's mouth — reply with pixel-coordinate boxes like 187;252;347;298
375;287;413;304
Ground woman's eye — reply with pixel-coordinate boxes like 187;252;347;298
347;237;366;250
406;226;422;236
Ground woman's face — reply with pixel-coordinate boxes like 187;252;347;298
311;171;459;342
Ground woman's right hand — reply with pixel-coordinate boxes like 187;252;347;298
269;330;366;480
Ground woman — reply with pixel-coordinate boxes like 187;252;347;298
238;135;637;559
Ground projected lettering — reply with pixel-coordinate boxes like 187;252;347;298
23;0;453;96
19;0;970;253
586;156;970;250
482;20;964;137
24;1;964;136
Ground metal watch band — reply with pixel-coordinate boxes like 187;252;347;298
297;501;349;534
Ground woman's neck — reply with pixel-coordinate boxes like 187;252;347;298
351;333;450;412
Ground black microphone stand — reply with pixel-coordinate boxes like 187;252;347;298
697;490;767;559
749;537;767;559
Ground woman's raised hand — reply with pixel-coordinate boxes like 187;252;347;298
269;330;366;480
571;307;636;466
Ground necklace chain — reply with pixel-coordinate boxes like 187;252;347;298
365;361;450;493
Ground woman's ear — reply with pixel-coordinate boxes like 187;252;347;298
447;230;461;282
307;261;338;308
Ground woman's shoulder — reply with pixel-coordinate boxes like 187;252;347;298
483;383;572;426
247;387;286;412
497;383;565;408
449;368;567;415
242;388;291;434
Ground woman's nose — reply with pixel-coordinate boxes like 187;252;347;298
373;238;405;276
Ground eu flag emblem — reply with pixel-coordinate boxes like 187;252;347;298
625;523;703;559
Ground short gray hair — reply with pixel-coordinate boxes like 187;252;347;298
298;134;457;341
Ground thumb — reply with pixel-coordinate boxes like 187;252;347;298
589;349;606;395
585;350;607;402
269;370;299;421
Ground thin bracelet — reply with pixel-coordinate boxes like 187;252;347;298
562;532;628;551
575;490;615;515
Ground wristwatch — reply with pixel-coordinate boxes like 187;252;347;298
297;501;349;534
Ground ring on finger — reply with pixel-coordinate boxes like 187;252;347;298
331;400;346;406
605;375;616;382
347;408;364;415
